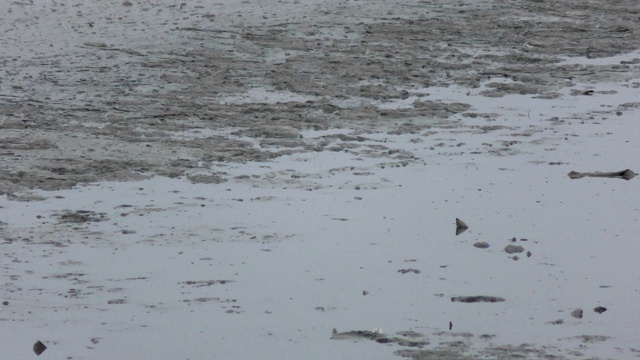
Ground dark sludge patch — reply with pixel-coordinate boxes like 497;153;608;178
331;329;430;348
568;169;636;180
451;296;505;303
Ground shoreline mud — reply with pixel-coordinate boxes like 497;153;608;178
1;1;639;359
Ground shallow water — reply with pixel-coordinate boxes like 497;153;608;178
1;1;640;359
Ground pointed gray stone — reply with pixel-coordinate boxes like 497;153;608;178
33;341;46;356
455;218;468;235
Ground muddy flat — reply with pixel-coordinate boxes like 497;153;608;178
1;1;639;359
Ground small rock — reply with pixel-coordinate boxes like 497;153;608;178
455;218;468;235
33;341;47;356
571;309;583;319
504;245;525;254
594;306;607;314
473;242;490;249
512;256;519;261
527;251;532;257
2;301;8;306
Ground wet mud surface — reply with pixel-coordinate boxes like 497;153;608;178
2;0;640;194
1;1;640;359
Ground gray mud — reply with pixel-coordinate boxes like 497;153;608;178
2;0;640;194
1;1;640;359
332;328;578;360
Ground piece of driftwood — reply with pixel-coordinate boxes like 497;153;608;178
451;296;505;303
567;169;636;180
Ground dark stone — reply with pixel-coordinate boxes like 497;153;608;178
594;306;607;314
375;337;393;344
397;269;421;274
504;245;524;254
33;341;47;356
571;309;583;319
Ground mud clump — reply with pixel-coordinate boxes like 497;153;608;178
451;296;505;303
594;306;607;314
397;269;421;274
55;210;108;224
187;173;228;185
180;280;233;287
331;329;429;348
504;245;525;254
571;309;584;319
